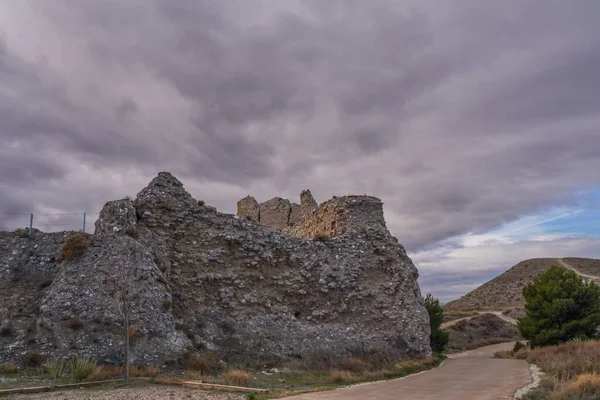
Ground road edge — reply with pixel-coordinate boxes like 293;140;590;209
511;363;543;400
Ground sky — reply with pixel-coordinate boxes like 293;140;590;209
1;0;599;303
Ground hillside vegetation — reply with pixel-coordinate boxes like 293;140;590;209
444;258;600;312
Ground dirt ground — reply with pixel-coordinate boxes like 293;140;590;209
2;386;244;400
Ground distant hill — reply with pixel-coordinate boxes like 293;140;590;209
444;258;600;312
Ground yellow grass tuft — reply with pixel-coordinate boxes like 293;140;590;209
329;370;355;384
223;369;252;386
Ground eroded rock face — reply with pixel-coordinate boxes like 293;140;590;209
237;196;260;222
259;197;292;230
0;172;431;365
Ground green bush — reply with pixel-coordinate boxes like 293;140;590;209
513;341;527;353
423;293;449;353
23;351;44;368
518;266;600;348
42;359;65;379
68;358;95;381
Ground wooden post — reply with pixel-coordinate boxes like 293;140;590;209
29;214;33;235
124;301;129;383
83;212;87;233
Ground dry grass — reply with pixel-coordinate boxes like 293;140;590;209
89;365;122;380
182;351;222;375
340;358;369;372
527;341;600;381
128;325;137;341
395;356;439;374
67;318;83;330
329;370;355;383
559;373;600;398
88;364;160;380
57;232;89;262
501;341;600;399
223;369;252;386
494;350;513;359
0;361;19;374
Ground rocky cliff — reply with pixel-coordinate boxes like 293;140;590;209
0;172;430;367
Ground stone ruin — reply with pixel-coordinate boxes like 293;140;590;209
0;172;431;366
237;189;318;230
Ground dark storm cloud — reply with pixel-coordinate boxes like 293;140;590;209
0;0;599;250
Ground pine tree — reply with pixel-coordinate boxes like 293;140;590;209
423;293;449;353
518;265;600;348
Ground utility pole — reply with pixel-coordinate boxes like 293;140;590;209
83;212;87;233
29;214;33;235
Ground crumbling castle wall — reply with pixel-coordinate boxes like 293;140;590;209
0;172;431;366
236;189;319;231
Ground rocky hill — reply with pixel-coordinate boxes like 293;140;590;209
444;257;600;312
0;172;431;367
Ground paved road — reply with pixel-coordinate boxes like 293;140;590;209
283;342;532;400
440;311;517;330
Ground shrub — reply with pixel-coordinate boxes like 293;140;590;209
494;350;513;359
223;369;252;386
89;365;122;380
141;366;160;377
514;341;527;353
340;358;368;372
182;351;222;375
527;341;600;381
423;293;449;352
68;358;96;381
312;233;330;241
0;361;19;374
518;266;600;348
42;359;65;379
198;200;206;206
559;373;600;399
23;351;44;368
330;370;355;383
0;324;13;337
128;325;137;341
67;318;83;330
162;299;173;311
57;233;89;262
395;356;439;375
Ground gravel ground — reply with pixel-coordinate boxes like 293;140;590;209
3;386;245;400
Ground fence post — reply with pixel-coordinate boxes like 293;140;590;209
83;212;87;233
29;214;33;235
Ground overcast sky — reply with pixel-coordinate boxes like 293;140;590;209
1;0;599;302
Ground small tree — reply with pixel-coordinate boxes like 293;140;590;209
107;249;143;383
423;293;449;353
518;265;600;348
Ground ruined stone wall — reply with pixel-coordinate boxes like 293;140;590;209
238;190;384;241
236;189;318;230
0;172;431;366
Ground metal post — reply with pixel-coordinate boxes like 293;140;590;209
29;214;33;235
83;212;87;233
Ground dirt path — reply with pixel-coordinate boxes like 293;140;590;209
557;258;600;281
282;342;532;400
440;311;517;330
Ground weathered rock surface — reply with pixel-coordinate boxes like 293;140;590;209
0;172;430;366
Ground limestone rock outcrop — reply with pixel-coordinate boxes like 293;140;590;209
0;172;431;366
